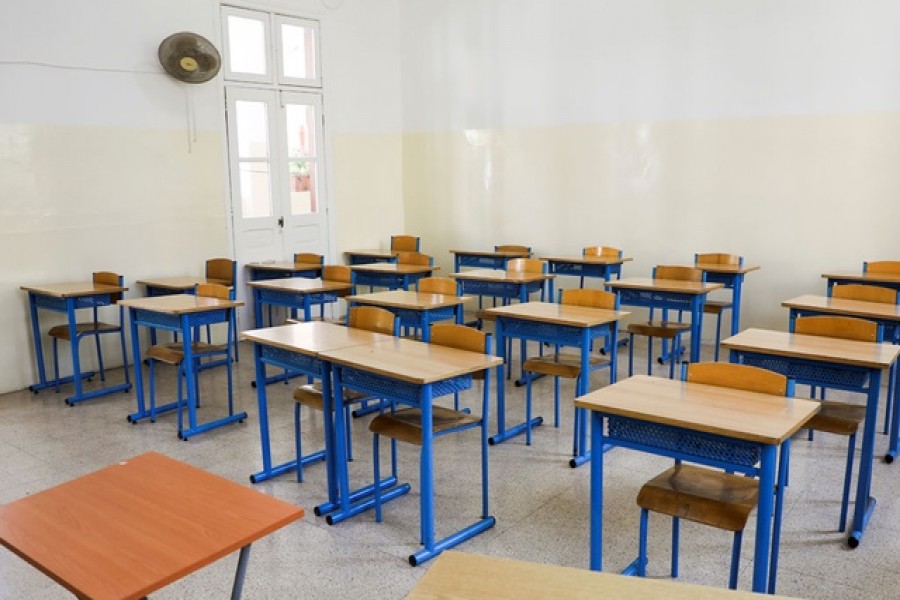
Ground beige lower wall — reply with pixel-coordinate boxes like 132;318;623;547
402;112;900;335
0;124;228;394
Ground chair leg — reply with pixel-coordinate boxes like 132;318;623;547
646;336;653;375
638;508;649;577
52;338;61;393
372;433;383;523
628;332;635;377
176;365;186;437
294;402;304;482
713;311;723;361
524;373;533;446
94;334;106;382
553;376;561;428
728;530;743;590
148;359;157;422
840;432;856;533
671;516;680;579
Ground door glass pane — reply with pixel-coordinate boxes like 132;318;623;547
281;23;316;79
239;162;273;218
285;104;316;158
235;101;269;158
289;161;317;215
227;15;268;75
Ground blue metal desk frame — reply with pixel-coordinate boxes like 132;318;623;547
350;265;433;292
249;280;351;328
695;264;758;337
726;335;900;548
344;249;398;265
124;300;247;440
490;306;621;468
451;249;529;271
587;405;788;594
24;285;131;405
245;262;322;282
543;256;627;287
324;343;500;565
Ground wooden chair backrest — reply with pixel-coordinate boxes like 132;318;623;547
794;315;879;343
93;271;122;302
560;288;617;310
323;265;352;283
685;362;788;396
495;244;530;254
653;265;703;282
349;306;397;335
196;283;231;300
429;323;489;354
206;258;236;286
418;277;457;295
391;235;420;252
864;261;900;275
395;251;433;266
583;246;622;258
507;258;545;274
294;252;324;265
694;252;741;266
832;284;899;304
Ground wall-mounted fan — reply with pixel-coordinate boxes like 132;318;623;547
158;32;221;83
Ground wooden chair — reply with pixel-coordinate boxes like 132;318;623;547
695;253;742;361
635;362;791;590
292;306;399;481
522;289;615;451
205;258;238;361
49;271;129;392
369;324;493;537
582;246;624;285
391;235;420;252
793;315;879;532
315;264;354;323
395;251;434;266
494;244;531;255
625;266;702;378
417;276;457;296
293;252;324;266
863;260;900;275
144;284;236;437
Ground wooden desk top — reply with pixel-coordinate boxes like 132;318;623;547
822;271;900;284
605;277;724;294
348;290;468;310
344;249;398;259
20;282;129;298
406;551;798;599
240;321;394;356
483;301;629;327
694;262;761;275
136;276;211;291
118;294;243;314
349;263;436;275
722;328;900;370
451;269;554;283
245;261;324;273
0;452;302;600
575;375;818;445
246;277;353;294
449;248;532;258
783;294;900;322
321;337;502;384
541;254;634;266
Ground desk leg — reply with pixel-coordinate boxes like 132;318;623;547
731;275;744;336
65;298;85;404
849;369;882;547
689;297;703;364
589;411;604;571
127;313;147;421
489;320;543;445
230;544;252;600
181;314;198;436
768;439;790;594
27;294;49;390
886;363;900;461
752;444;776;593
254;289;264;329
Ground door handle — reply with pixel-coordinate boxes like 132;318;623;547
277;216;284;228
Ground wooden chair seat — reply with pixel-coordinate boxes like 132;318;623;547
703;299;733;315
146;341;227;365
48;322;120;340
369;406;481;446
523;353;610;379
626;321;691;339
293;382;367;410
637;464;759;533
807;401;864;436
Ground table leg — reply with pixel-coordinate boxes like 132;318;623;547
27;294;49;390
254;288;264;329
65;298;85;404
689;297;703;363
730;274;744;336
751;444;776;592
849;368;882;547
886;363;900;461
181;314;198;435
589;411;605;571
230;544;252;600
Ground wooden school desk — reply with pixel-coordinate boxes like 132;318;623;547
406;551;800;600
693;261;760;335
542;254;633;286
244;260;323;281
247;277;353;327
575;375;818;594
346;290;467;341
605;277;723;363
320;338;502;565
119;294;247;439
450;248;532;271
0;452;303;600
482;301;628;466
451;268;554;305
240;322;394;488
822;270;900;294
21;280;131;405
722;328;900;548
344;248;398;265
349;262;436;291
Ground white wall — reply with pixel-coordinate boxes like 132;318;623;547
398;0;900;336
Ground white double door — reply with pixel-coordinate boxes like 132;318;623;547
225;87;329;328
